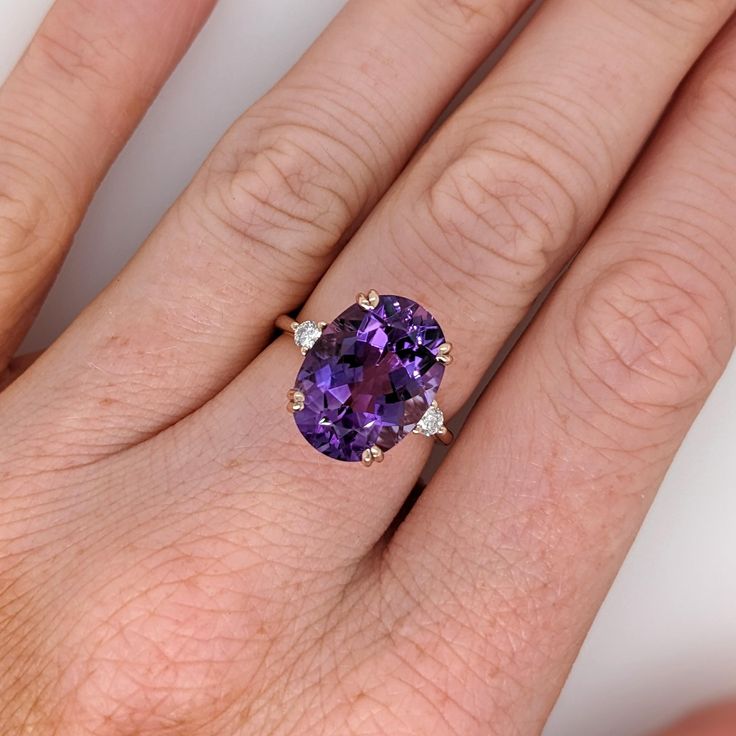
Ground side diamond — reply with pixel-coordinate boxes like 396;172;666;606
293;320;322;352
415;401;445;437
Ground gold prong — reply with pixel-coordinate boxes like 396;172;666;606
437;343;453;364
275;314;299;334
435;426;453;445
361;445;384;467
287;389;305;413
318;322;327;329
357;289;380;310
370;445;384;463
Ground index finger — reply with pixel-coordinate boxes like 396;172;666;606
0;0;216;368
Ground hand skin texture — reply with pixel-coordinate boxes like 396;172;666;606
0;0;735;734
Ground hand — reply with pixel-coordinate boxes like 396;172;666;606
0;0;734;733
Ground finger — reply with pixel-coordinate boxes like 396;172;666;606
3;0;535;459
378;19;736;732
0;0;216;369
0;349;41;390
656;703;736;736
179;0;734;557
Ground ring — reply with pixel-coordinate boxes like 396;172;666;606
276;290;453;467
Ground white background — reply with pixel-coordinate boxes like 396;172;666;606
1;1;735;734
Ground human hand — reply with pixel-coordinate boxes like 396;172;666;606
1;1;735;734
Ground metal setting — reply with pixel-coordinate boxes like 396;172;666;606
413;399;453;445
434;425;453;446
437;342;453;365
361;445;384;467
298;322;327;355
356;289;380;310
275;290;454;466
287;388;305;413
276;315;298;334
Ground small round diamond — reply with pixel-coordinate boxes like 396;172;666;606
293;320;322;351
415;402;444;437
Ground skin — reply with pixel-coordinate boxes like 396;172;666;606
0;0;734;733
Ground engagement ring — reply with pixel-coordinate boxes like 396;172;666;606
276;290;453;466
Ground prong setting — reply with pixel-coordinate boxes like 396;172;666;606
284;293;454;463
293;320;324;353
437;342;453;365
357;289;380;310
361;445;384;467
434;425;453;445
287;389;305;413
414;401;450;443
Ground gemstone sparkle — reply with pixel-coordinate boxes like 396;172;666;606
293;320;323;352
293;295;446;462
415;401;445;437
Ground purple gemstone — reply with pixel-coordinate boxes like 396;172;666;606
293;295;446;462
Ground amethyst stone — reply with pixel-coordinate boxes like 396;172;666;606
294;295;446;462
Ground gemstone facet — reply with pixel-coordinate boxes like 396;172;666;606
293;295;446;462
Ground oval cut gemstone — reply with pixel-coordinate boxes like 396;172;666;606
293;295;446;462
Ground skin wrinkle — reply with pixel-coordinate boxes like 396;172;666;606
478;79;615;189
595;0;727;39
386;55;628;310
169;117;374;299
422;153;571;284
268;78;398;173
415;0;511;41
0;161;70;267
557;332;697;438
569;256;731;414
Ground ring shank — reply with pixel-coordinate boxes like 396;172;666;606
275;314;297;334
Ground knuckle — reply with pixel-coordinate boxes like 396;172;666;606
30;15;117;86
198;123;365;283
571;252;732;416
420;149;575;297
